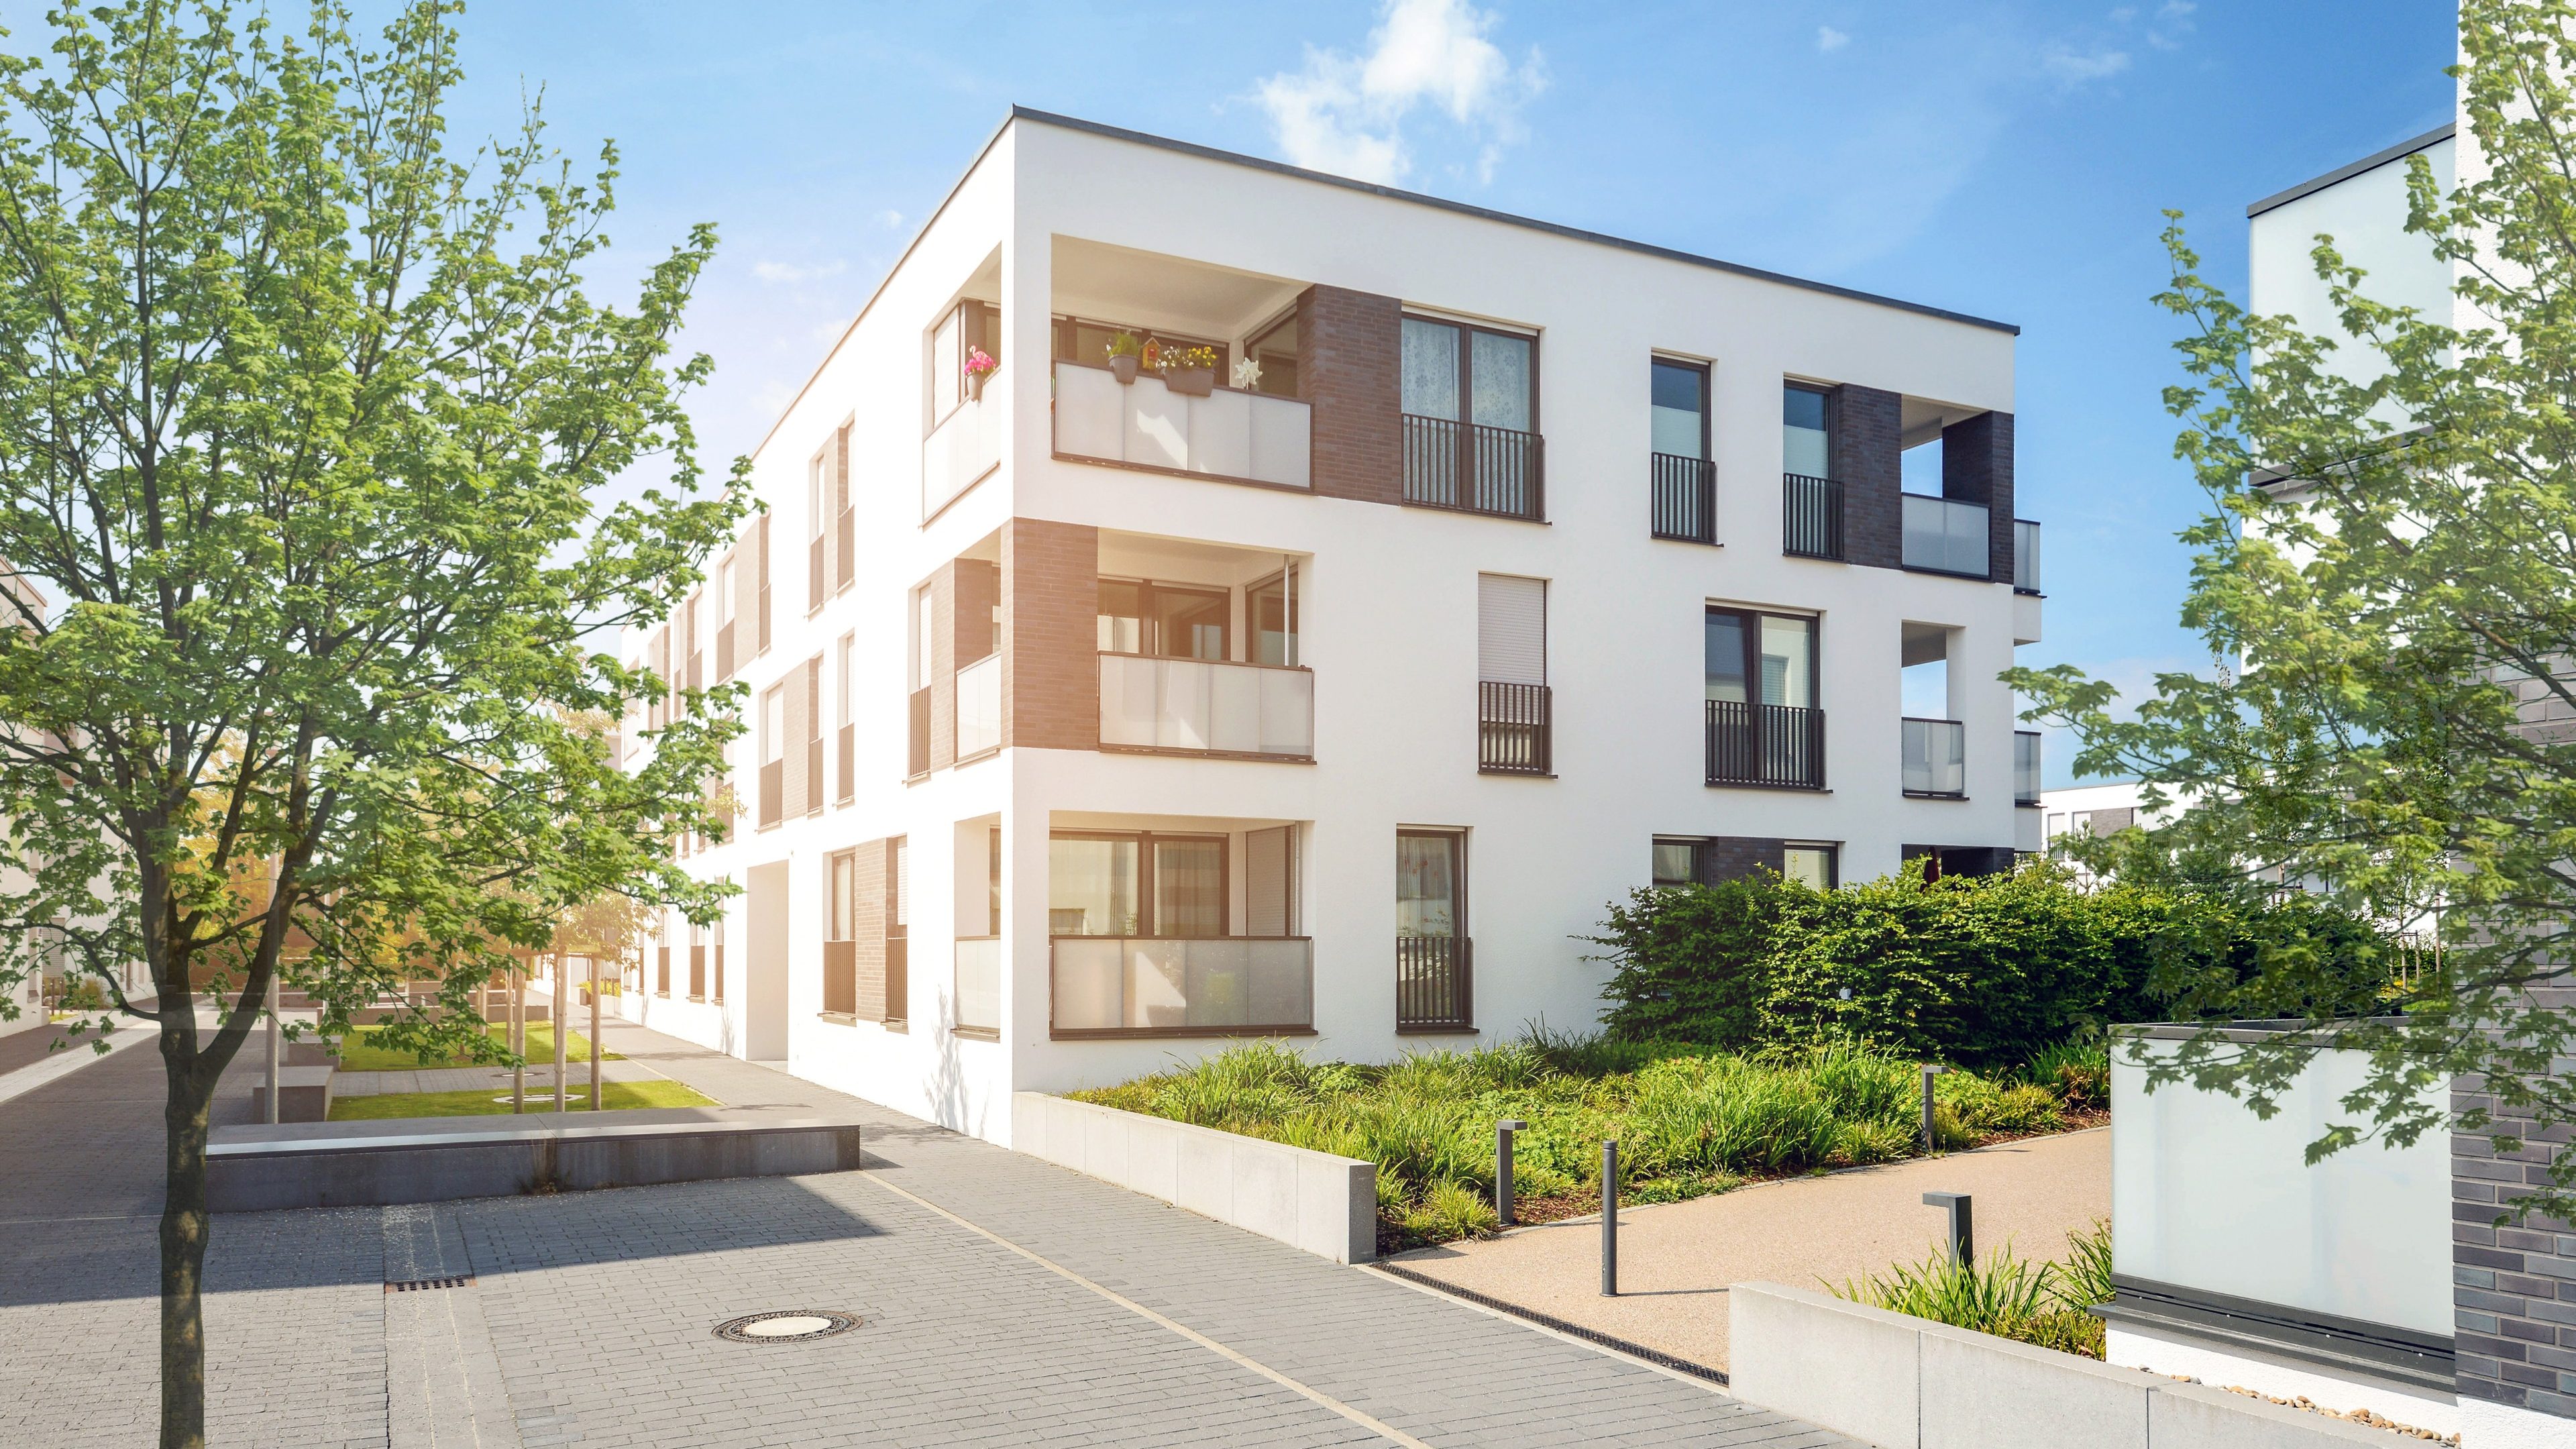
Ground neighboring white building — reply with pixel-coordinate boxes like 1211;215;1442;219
2035;778;2163;853
616;107;2047;1140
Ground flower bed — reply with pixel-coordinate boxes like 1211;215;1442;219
1069;1034;2105;1251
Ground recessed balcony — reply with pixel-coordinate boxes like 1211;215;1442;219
1053;361;1311;489
1099;654;1312;759
1902;716;1967;798
1901;493;1992;578
1050;936;1313;1037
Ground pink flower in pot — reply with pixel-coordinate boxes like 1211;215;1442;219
963;347;998;400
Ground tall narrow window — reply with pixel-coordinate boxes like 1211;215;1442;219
1478;574;1550;775
1400;316;1541;519
835;632;855;804
1248;311;1300;398
716;559;737;680
1651;359;1715;543
887;837;909;1022
755;514;772;653
1652;360;1709;459
1705;606;1824;789
987;826;1004;936
824;849;858;1018
808;451;828;612
1245;825;1299;936
1395;829;1470;1030
759;684;785;827
908;586;933;779
833;423;855;593
933;301;998;426
1784;385;1831;478
804;655;824;816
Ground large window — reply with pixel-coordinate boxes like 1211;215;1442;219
1401;317;1535;433
1705;608;1817;709
1049;832;1226;937
1784;384;1831;478
1247;570;1300;666
1396;830;1464;941
1097;579;1229;661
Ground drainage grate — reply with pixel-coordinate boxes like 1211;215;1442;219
385;1276;474;1293
713;1310;862;1344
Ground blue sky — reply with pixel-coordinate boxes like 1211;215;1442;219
428;1;2459;786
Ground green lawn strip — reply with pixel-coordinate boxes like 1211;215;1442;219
333;1022;625;1071
327;1078;714;1121
1068;1036;2104;1251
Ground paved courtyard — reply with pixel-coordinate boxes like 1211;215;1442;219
0;1019;1853;1448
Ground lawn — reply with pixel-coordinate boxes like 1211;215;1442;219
333;1022;624;1071
327;1078;715;1120
1069;1034;2105;1250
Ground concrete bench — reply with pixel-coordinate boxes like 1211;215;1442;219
205;1114;865;1212
247;1065;335;1123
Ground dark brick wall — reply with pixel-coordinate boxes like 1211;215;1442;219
1700;837;1786;884
1002;518;1099;752
1941;409;2016;586
1833;384;1902;570
1299;284;1403;506
2455;1071;2576;1417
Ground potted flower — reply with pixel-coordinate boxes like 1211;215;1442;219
963;346;998;401
1155;341;1219;397
1105;331;1144;384
1230;356;1263;391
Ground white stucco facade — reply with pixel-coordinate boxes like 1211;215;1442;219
615;109;2044;1146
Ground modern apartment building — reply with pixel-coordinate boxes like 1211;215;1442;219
616;107;2045;1141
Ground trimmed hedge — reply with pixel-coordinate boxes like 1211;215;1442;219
1589;863;2383;1069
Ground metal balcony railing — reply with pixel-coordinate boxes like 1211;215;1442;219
1396;936;1472;1031
1049;936;1313;1037
1902;716;1967;798
1902;493;1992;578
2015;729;2043;806
1402;414;1544;521
906;686;930;777
1651;453;1714;543
1705;700;1827;789
1479;681;1552;775
1783;473;1843;559
2015;519;2042;594
822;939;857;1016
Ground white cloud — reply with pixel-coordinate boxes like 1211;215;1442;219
2039;45;2131;85
874;209;905;231
751;258;848;285
1255;0;1546;186
1817;25;1849;53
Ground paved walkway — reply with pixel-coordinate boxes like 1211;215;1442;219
0;1018;1855;1448
1389;1127;2110;1373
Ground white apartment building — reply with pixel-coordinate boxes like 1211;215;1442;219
617;107;2045;1141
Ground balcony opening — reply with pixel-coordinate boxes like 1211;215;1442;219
922;248;1003;521
1902;622;1966;799
1093;532;1313;761
1900;398;1999;579
1477;573;1550;775
1046;813;1310;1039
1401;315;1542;521
1782;384;1841;559
1049;238;1312;489
1705;605;1825;790
1650;357;1714;544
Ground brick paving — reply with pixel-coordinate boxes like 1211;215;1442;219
0;1019;1852;1448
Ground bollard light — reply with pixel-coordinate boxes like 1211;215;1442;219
1495;1119;1526;1226
1923;1191;1974;1269
1920;1065;1946;1152
1601;1139;1620;1297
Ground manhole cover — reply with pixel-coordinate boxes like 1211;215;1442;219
713;1310;861;1344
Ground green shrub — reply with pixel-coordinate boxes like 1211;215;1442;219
1405;1179;1499;1240
1591;863;2385;1069
1835;1220;2120;1359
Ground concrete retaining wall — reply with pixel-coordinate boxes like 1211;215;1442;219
207;1117;863;1212
1729;1283;2409;1448
1012;1092;1375;1264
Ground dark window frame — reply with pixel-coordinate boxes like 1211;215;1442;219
1395;826;1468;941
1048;828;1232;939
1651;356;1711;462
1246;305;1301;398
1050;313;1231;376
1705;605;1821;709
1400;313;1541;434
1783;382;1835;478
1097;576;1234;662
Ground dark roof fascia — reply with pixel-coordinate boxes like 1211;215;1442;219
2247;123;2456;219
1006;107;2019;336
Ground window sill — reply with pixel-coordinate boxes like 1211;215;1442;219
955;746;1002;769
1650;533;1721;547
952;1024;1001;1042
1051;1026;1318;1041
2016;800;2043;809
1900;564;1999;583
686;995;705;1003
817;1010;863;1026
1705;781;1831;794
1397;1024;1480;1036
1478;766;1556;779
1902;791;1969;802
883;1018;908;1034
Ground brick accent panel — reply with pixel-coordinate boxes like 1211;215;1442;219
953;558;999;669
2455;1069;2576;1419
851;842;888;1022
1002;518;1100;751
1833;384;1903;570
1701;837;1787;884
1299;285;1403;506
1941;409;2016;585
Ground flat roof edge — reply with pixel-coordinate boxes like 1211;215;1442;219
1010;106;2020;336
2247;122;2455;219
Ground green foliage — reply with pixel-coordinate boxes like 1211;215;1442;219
1835;1220;2116;1360
1589;864;2383;1070
1999;1;2576;1221
1073;1037;2097;1246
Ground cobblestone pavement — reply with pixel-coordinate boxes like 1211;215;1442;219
0;1021;1853;1448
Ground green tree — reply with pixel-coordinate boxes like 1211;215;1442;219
2008;1;2576;1220
0;4;741;1442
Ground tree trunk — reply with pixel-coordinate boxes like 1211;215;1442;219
158;1006;211;1449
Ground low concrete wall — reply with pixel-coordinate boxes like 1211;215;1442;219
207;1117;863;1212
1012;1092;1375;1264
1729;1283;2406;1448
